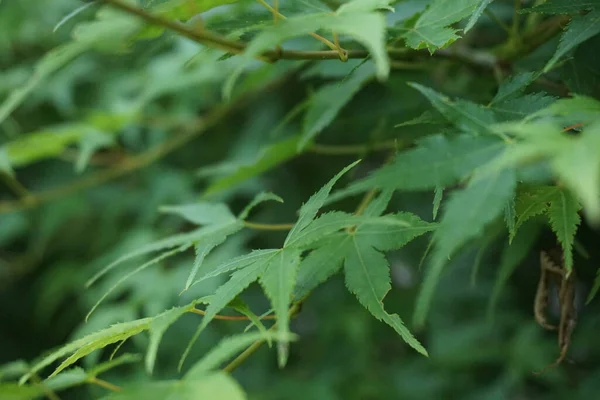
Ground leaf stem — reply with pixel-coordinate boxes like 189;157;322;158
256;0;338;51
189;307;277;321
88;377;123;392
243;221;295;231
222;302;302;373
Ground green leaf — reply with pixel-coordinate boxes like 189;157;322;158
547;188;581;273
180;260;271;370
284;161;359;246
204;136;302;195
521;0;600;14
464;0;493;32
86;244;192;321
87;224;242;287
587;269;600;304
336;134;504;198
491;72;537;105
487;222;542;317
225;12;389;97
21;318;153;383
512;186;557;241
88;354;141;378
552;120;600;222
258;249;301;366
295;212;433;351
414;169;516;327
184;223;244;291
433;186;443;220
186;332;295;377
159;202;237;225
544;9;600;73
408;83;497;134
189;249;280;285
0;42;87;126
337;0;394;13
146;304;196;374
299;64;374;149
238;192;284;220
227;298;271;345
344;235;427;355
401;0;483;52
100;372;246;400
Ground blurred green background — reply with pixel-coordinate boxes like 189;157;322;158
1;1;600;399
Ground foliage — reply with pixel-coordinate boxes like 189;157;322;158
1;0;600;399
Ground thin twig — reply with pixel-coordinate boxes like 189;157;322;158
189;307;276;321
88;377;123;392
243;221;295;231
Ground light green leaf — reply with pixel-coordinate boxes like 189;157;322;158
344;236;427;355
299;64;374;149
544;9;600;72
204;136;301;196
238;192;284;220
180;260;270;370
100;372;246;400
414;169;516;327
21;318;153;383
88;354;141;378
0;42;87;126
76;130;114;173
512;186;557;241
159;202;237;225
401;0;482;52
547;188;581;272
225;12;389;97
87;224;240;287
146;304;196;374
184;223;244;291
258;249;301;366
491;72;537;105
433;186;443;220
284;161;359;246
227;298;271;345
336;135;504;198
337;0;394;14
293;239;347;300
521;0;600;14
488;222;542;317
189;249;280;285
87;244;192;321
186;332;295;377
464;0;493;32
552;120;600;222
408;83;497;134
505;196;516;238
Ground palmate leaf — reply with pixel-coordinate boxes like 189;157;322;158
487;222;542;317
330;134;505;200
100;372;246;400
512;186;559;241
224;11;389;97
400;0;483;52
293;200;434;353
238;192;284;220
544;9;600;73
285;160;359;246
203;136;302;196
414;169;517;327
521;0;600;14
408;83;497;134
552;120;600;222
464;0;493;33
299;63;375;150
159;202;237;226
186;332;295;377
490;72;537;105
20;318;153;383
547;188;581;272
258;249;301;367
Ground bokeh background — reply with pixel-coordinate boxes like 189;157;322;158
2;1;600;399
